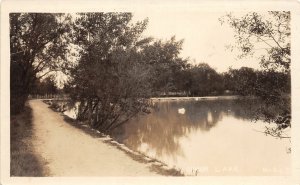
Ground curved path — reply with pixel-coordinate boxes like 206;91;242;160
29;100;158;176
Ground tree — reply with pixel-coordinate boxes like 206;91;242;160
68;13;153;133
68;13;192;133
225;67;258;95
220;12;290;72
139;36;189;96
31;76;58;96
180;63;222;96
220;11;291;138
10;13;71;114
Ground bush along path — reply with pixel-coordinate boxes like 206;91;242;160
29;99;182;176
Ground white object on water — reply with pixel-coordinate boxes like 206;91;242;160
178;108;185;114
207;112;213;123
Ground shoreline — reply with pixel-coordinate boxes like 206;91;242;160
40;95;242;176
43;100;184;176
150;95;239;101
36;95;240;102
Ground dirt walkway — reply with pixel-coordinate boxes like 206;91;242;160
29;100;158;176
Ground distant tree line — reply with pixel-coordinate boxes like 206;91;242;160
30;76;59;97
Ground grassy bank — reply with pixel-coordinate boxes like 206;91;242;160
10;103;48;176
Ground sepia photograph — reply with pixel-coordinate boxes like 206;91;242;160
1;0;300;185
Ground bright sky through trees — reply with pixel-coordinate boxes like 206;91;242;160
53;11;276;87
133;11;263;72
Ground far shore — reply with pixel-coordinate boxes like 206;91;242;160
150;95;240;101
32;95;241;101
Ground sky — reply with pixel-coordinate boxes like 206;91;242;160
55;11;270;87
132;11;262;73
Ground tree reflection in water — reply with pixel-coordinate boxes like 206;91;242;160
111;98;260;161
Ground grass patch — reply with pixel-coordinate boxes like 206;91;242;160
10;103;48;176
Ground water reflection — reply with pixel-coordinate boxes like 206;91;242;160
111;98;290;176
113;99;255;157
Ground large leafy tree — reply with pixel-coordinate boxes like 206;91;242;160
68;13;189;133
220;11;291;138
225;67;258;96
68;13;153;133
189;63;223;96
10;13;71;114
139;36;188;95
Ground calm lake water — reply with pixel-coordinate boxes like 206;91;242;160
109;98;291;176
